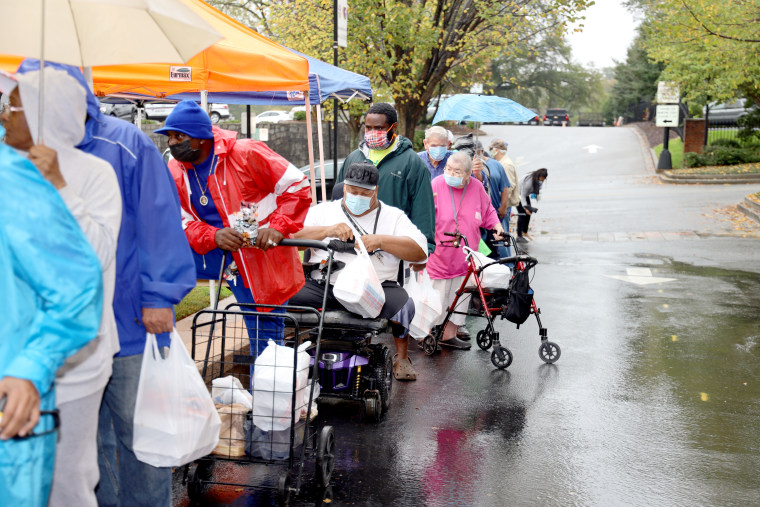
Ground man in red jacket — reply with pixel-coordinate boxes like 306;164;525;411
157;101;311;361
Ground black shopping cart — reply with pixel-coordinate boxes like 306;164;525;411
184;240;336;505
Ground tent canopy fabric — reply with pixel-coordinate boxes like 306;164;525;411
1;0;309;96
159;47;371;105
432;94;536;125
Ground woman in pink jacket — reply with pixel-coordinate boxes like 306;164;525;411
426;152;504;350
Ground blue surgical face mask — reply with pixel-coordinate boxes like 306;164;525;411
444;174;463;187
344;191;372;215
428;146;447;161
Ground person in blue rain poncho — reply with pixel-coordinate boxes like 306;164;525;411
16;59;196;507
0;124;103;506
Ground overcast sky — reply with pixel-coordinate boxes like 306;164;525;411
567;0;640;69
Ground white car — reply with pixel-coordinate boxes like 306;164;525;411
255;110;290;124
143;102;231;124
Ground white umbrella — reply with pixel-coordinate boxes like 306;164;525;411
0;0;222;140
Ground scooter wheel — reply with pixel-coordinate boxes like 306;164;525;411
539;341;561;364
476;330;493;351
422;335;437;356
364;396;380;422
491;346;513;369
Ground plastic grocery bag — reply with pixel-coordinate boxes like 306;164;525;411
333;236;385;318
211;375;252;410
471;251;511;287
252;340;311;432
407;269;442;339
133;330;221;467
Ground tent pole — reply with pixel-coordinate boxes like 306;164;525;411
201;90;208;111
246;104;251;139
316;103;327;202
304;92;317;205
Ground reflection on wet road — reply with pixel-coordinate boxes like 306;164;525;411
173;126;759;506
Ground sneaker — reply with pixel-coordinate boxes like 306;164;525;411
439;336;471;350
456;325;471;341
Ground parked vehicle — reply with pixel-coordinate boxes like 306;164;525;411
255;110;290;123
543;108;570;126
300;158;344;201
144;102;231;124
100;101;137;123
704;99;754;124
518;108;540;125
577;112;605;127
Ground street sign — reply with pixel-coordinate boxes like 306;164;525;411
337;0;348;48
469;83;483;94
656;104;680;127
657;81;680;104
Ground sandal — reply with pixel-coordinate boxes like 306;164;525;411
393;354;417;381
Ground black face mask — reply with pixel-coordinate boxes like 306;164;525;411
169;140;201;162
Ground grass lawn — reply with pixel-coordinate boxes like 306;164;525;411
654;138;684;168
175;284;233;321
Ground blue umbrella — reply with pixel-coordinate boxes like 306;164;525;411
431;94;536;125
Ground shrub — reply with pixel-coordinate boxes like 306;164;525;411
710;138;740;148
293;111;306;121
684;145;760;167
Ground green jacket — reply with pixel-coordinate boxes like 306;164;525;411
338;136;436;254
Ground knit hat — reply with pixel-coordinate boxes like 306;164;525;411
344;162;379;190
155;100;213;139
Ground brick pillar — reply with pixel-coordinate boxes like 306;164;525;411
684;119;707;154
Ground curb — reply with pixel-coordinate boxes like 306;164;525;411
659;171;760;185
738;197;760;225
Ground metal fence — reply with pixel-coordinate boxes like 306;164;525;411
707;116;760;144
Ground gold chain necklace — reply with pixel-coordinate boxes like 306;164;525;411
191;168;210;206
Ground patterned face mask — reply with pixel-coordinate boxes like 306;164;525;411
364;124;395;150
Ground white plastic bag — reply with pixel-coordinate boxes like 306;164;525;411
332;236;385;318
407;269;442;339
133;330;221;467
471;251;511;287
252;340;311;431
211;375;252;410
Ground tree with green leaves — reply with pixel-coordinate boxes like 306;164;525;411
630;0;760;107
604;24;664;119
210;0;592;138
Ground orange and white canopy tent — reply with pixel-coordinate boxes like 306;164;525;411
1;0;309;96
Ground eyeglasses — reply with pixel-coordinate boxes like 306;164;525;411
0;104;24;115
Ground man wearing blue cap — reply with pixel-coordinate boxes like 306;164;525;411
157;101;311;363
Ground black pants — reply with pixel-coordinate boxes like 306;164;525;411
290;279;409;320
516;203;531;236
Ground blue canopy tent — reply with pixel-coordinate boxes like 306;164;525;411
165;48;371;203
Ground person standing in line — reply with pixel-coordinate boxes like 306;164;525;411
475;141;511;259
1;67;121;507
15;59;196;507
418;126;453;180
488;138;520;225
427;152;505;350
516;168;548;243
336;103;436;259
0;120;103;507
157;101;311;364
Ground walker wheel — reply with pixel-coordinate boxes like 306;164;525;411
490;346;513;369
476;330;493;351
422;335;437;356
539;341;561;364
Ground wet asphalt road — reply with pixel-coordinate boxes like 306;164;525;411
174;125;760;506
